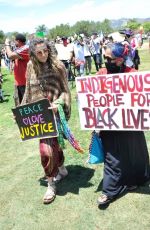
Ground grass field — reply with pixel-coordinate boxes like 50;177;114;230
0;44;150;230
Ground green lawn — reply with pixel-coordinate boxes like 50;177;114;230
0;44;150;230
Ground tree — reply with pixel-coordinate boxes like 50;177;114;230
0;30;5;44
35;24;47;33
100;19;113;34
48;24;71;39
72;20;94;36
143;22;150;33
46;20;114;40
126;19;140;30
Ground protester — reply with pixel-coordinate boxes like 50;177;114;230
120;29;140;70
21;38;71;204
0;50;4;102
90;32;102;71
96;42;150;207
70;34;85;76
5;34;29;106
0;77;3;102
55;36;71;80
83;36;92;75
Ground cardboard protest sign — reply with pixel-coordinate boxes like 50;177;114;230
76;71;150;131
12;99;58;141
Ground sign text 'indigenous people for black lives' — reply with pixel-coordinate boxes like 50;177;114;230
76;71;150;130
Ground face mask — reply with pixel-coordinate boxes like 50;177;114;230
105;62;122;74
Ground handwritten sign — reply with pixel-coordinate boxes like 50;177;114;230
12;99;58;141
75;71;150;131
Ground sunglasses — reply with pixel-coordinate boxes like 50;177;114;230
35;49;48;56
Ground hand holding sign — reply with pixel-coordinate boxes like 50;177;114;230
12;99;58;141
49;103;58;114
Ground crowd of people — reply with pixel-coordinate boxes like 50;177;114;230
0;29;149;207
0;29;146;103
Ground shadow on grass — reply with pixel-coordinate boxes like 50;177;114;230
0;98;9;103
4;94;11;97
3;78;9;82
39;165;95;195
95;179;103;193
1;73;8;78
134;180;150;195
0;92;11;103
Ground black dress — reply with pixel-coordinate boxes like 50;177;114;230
100;131;150;198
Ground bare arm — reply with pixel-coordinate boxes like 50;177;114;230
5;46;20;60
5;38;20;60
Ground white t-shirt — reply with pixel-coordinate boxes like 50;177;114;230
90;37;100;54
83;43;91;57
55;44;70;60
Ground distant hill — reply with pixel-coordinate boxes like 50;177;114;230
110;18;150;29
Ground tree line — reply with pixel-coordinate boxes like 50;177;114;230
0;18;150;44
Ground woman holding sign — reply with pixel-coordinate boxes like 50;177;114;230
96;43;150;207
21;38;71;204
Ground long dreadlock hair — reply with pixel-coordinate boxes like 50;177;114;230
29;38;64;76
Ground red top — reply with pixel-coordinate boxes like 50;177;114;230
14;45;29;86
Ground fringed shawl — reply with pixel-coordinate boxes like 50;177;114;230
22;60;71;120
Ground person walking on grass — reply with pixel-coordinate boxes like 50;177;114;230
21;38;71;204
96;42;150;208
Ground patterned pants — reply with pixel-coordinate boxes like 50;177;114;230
39;137;64;177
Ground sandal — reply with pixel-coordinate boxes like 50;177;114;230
43;183;56;204
97;194;112;206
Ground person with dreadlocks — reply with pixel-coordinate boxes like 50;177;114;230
96;42;149;207
21;38;71;204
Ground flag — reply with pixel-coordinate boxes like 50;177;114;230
36;31;45;38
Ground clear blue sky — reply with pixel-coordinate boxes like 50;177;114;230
0;0;149;33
